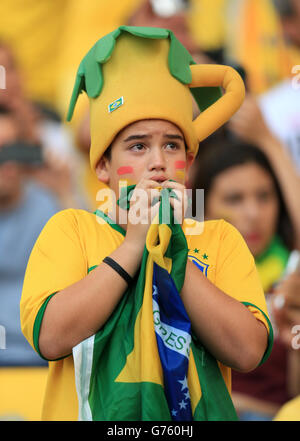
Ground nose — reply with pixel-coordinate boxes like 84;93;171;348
244;199;261;223
148;146;167;172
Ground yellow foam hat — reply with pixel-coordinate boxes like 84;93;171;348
67;26;245;170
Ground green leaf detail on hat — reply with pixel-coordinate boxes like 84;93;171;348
66;25;221;121
168;32;193;84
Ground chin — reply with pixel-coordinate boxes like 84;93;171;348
248;242;268;259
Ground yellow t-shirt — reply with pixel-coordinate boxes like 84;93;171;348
20;209;271;421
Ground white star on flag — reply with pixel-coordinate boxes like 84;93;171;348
171;409;177;416
178;376;188;391
179;400;187;410
184;390;190;400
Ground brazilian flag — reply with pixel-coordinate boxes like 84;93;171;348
72;187;238;421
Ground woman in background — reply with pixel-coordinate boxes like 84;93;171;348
190;139;300;420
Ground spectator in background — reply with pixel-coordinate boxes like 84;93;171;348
0;42;41;144
272;260;300;420
0;41;84;210
0;40;83;419
0;105;19;146
229;94;300;247
223;0;297;95
127;0;199;54
0;105;61;366
251;0;300;171
273;0;300;47
0;39;86;365
190;137;300;420
0;40;74;157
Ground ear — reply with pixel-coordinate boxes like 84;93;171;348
185;151;195;174
184;151;195;186
95;156;110;184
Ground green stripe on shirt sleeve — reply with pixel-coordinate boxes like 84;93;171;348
242;301;274;366
33;293;71;361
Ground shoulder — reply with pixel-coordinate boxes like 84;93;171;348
43;208;97;232
34;208;93;242
183;218;252;271
203;218;251;258
40;209;119;249
183;218;242;242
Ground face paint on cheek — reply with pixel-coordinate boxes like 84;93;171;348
117;166;136;188
175;161;186;169
174;160;186;181
117;166;134;176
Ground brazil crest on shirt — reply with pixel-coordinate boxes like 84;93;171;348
72;187;238;421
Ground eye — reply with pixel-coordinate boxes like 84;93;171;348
256;190;274;203
223;193;243;205
165;142;179;151
130;143;146;152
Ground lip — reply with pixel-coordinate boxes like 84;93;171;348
245;232;262;242
150;175;168;183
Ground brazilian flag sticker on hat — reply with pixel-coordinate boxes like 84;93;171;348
67;25;245;171
108;97;124;113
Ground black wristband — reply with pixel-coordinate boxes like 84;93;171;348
102;256;133;285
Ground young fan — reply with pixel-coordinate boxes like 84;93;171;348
20;26;272;421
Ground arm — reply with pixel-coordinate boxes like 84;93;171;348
257;136;300;249
272;271;300;396
38;178;160;360
163;179;269;372
181;259;268;372
39;239;143;360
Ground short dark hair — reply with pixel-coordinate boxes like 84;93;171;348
103;144;112;161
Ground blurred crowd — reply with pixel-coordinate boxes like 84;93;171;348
0;0;299;421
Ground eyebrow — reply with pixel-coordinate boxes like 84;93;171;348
123;133;184;142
